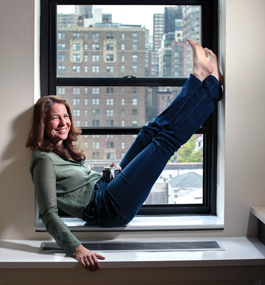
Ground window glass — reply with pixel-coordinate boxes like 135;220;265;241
57;5;201;78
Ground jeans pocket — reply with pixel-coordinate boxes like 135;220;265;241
82;211;100;227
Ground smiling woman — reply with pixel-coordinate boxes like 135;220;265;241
26;96;85;161
45;103;71;146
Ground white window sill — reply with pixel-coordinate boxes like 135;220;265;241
1;237;265;269
36;215;224;232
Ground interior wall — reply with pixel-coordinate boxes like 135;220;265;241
0;0;265;242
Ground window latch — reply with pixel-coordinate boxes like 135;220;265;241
123;75;136;79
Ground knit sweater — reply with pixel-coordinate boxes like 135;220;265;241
29;150;101;256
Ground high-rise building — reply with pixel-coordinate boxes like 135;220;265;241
57;25;146;160
164;6;182;34
75;5;93;18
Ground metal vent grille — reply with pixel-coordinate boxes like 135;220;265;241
40;240;222;253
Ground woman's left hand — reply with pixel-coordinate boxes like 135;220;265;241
110;163;122;171
74;244;105;271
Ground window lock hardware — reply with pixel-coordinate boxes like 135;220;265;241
123;75;136;79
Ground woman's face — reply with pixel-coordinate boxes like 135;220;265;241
45;103;71;146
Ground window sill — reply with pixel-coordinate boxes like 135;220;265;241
36;215;224;232
1;237;265;269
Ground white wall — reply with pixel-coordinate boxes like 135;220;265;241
1;0;265;243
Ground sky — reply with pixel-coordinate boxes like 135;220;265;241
57;5;168;34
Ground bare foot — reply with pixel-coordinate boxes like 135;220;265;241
187;39;214;82
204;48;223;85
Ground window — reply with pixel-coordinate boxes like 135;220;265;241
92;65;99;73
58;54;65;62
72;43;80;50
132;66;138;73
92;54;99;62
41;0;219;220
72;54;80;62
132;55;138;62
107;43;114;50
92;44;99;50
92;33;99;39
132;44;138;51
132;33;138;40
72;65;80;73
106;54;114;61
106;66;114;73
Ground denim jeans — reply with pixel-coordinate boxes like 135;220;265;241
82;74;222;228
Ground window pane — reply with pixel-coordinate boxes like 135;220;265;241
57;5;201;77
57;85;186;127
79;134;203;205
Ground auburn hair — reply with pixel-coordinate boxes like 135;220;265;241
26;95;86;161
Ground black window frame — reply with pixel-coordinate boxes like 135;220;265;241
40;0;219;216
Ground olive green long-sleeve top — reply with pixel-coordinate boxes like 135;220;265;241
29;150;101;256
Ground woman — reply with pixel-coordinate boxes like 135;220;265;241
26;40;223;271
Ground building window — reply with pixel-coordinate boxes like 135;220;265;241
58;32;65;39
121;98;125;105
92;65;99;73
107;43;114;50
106;87;114;94
132;33;138;40
92;33;99;39
121;33;125;40
72;65;80;73
106;109;114;116
132;66;138;73
84;98;88;105
58;54;65;62
92;120;100;127
132;98;138;105
73;32;80;39
58;87;65;94
73;98;80;106
107;142;114;148
106;120;114;127
121;44;125;50
132;87;138;94
106;33;113;39
106;54;114;61
92;109;100;116
132;55;138;62
121;54;125;62
92;87;100;94
73;87;80;94
58;43;65;50
84;54;88;62
58;65;65;73
106;66;114;73
106;98;114;105
92;142;100;149
92;54;99;62
72;43;80;51
92;44;99;50
132;44;138;50
92;98;100;105
121;66;125;73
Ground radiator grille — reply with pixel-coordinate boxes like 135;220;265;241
40;240;222;253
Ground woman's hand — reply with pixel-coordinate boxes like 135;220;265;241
74;244;105;271
110;162;122;171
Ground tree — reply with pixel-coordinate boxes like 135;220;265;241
177;135;203;163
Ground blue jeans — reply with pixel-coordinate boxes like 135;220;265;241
82;74;222;227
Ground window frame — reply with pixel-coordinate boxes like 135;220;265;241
40;0;219;216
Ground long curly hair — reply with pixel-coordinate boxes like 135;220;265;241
26;95;86;161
